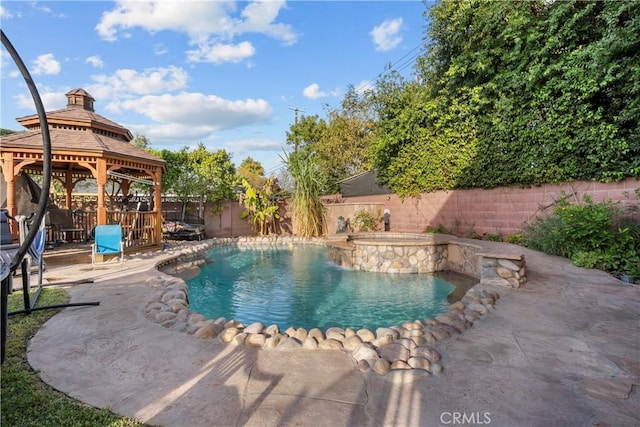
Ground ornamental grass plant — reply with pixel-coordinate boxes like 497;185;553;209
282;152;325;237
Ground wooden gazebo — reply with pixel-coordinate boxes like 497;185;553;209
0;88;166;251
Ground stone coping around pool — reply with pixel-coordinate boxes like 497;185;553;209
149;235;503;376
349;232;452;245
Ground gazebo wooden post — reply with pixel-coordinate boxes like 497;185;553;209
120;179;130;200
96;158;107;225
152;169;163;244
1;153;16;218
64;170;73;210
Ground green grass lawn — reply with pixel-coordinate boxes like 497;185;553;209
1;287;149;427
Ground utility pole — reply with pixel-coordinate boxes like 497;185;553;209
288;106;306;152
288;106;306;125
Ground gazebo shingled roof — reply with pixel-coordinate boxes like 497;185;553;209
2;88;164;173
0;88;165;250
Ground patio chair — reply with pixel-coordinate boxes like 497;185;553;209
49;208;86;243
91;225;124;265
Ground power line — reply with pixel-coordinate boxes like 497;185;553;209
355;42;424;95
323;40;426;114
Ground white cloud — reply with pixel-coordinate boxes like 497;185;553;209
0;50;8;72
95;0;297;64
113;92;272;131
16;89;66;113
87;65;189;101
33;53;61;75
96;1;235;41
186;41;255;64
154;43;168;55
85;55;104;68
303;83;326;100
1;6;13;18
127;122;218;146
223;138;284;155
29;2;66;18
234;0;297;46
127;124;279;150
302;83;342;100
370;18;403;52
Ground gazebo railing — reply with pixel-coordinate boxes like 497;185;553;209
106;211;160;248
47;209;161;248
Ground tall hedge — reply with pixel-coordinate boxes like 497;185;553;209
371;0;640;197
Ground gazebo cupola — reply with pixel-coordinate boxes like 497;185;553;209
66;88;95;111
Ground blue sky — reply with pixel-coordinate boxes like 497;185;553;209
1;1;428;173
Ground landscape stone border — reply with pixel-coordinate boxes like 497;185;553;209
149;236;504;376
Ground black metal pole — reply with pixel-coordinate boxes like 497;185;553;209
1;276;9;363
20;260;31;315
9;302;100;317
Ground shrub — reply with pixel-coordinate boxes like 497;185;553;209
469;230;483;240
524;215;567;256
484;233;503;242
571;250;602;269
524;196;640;277
425;224;449;234
525;197;617;258
352;209;380;232
506;233;525;245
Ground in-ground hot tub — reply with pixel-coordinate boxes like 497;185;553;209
328;233;451;274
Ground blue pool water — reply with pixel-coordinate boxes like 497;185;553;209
187;245;458;331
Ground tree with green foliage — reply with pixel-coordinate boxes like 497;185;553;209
286;86;375;194
321;85;375;188
286;114;327;153
189;143;236;214
285;115;334;193
153;147;197;220
369;68;480;198
370;0;639;197
153;144;236;220
237;156;266;190
130;134;151;150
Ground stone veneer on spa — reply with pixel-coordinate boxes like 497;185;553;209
328;233;527;288
329;233;450;274
150;235;524;376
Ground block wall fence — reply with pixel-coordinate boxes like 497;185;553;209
193;178;639;239
322;178;639;239
36;178;638;239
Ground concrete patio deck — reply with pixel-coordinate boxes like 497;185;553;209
26;239;639;426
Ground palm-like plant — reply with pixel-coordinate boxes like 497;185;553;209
239;179;279;235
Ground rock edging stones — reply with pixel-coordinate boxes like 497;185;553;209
147;237;501;376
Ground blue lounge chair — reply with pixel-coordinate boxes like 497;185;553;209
92;225;124;265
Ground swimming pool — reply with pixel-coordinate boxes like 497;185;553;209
187;245;469;331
